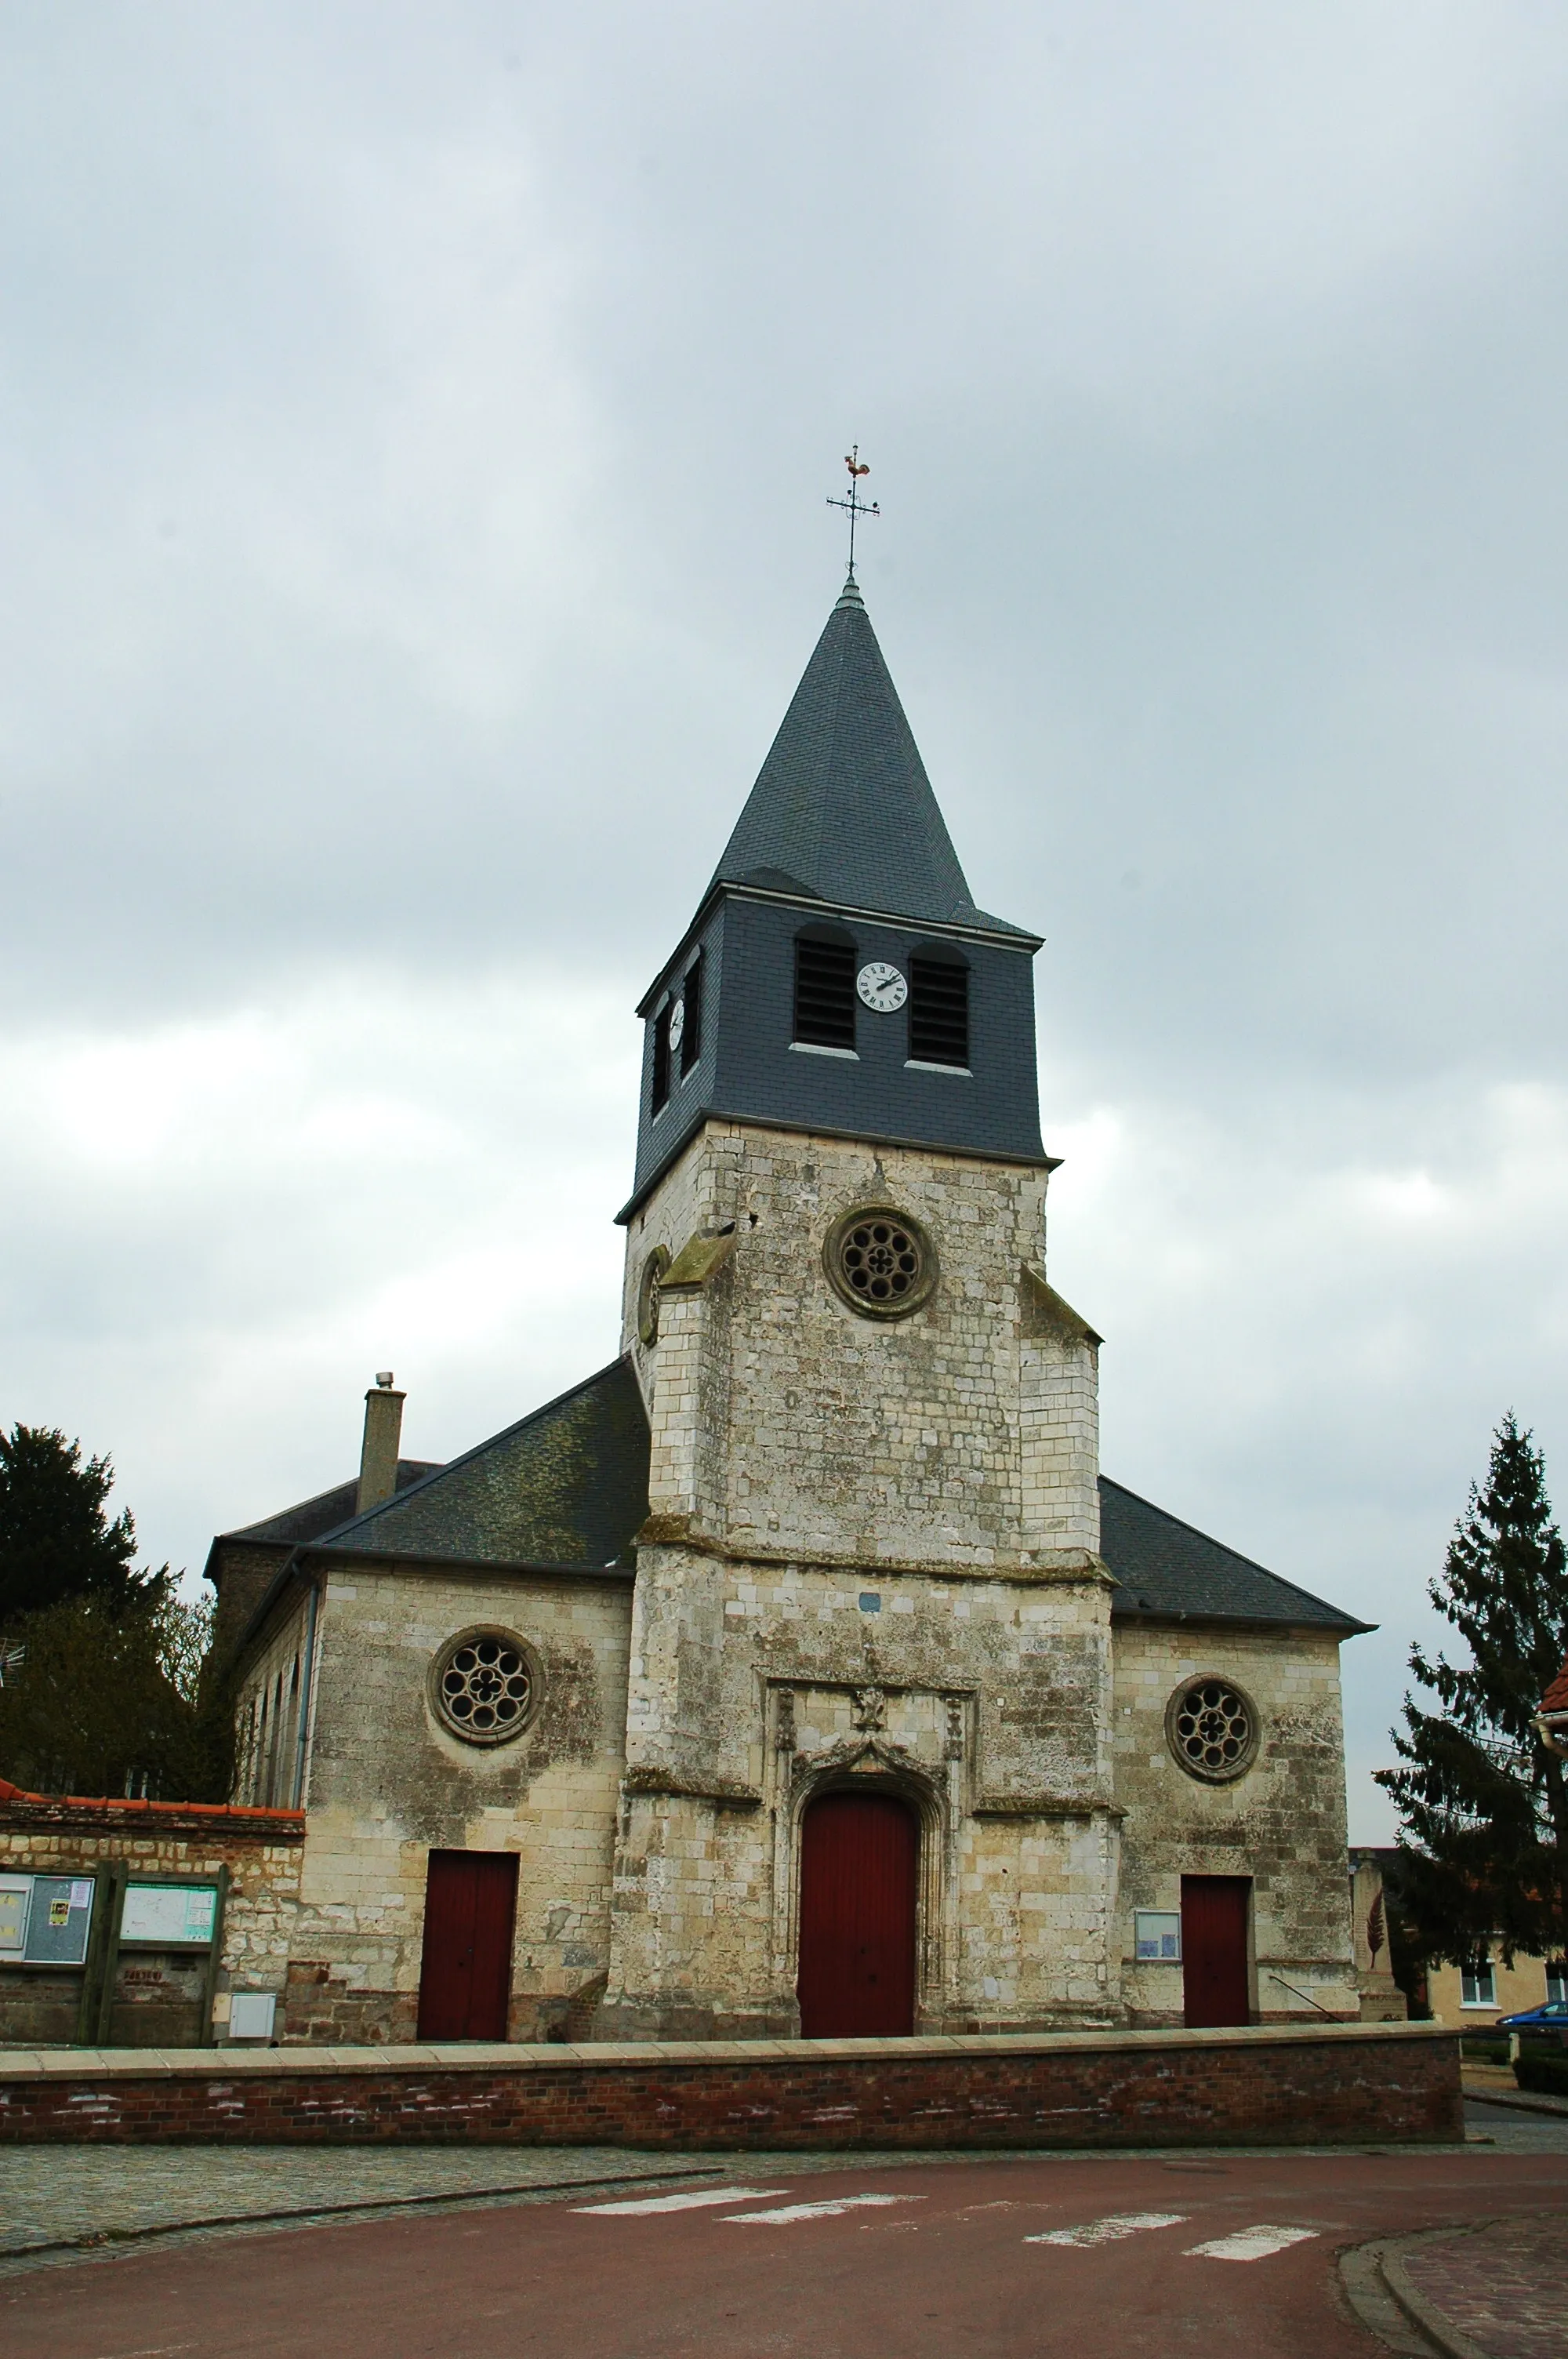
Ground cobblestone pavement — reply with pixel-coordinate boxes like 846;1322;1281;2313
1399;2215;1568;2359
0;2145;722;2256
1463;2096;1568;2153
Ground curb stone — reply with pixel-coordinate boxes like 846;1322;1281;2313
1461;2088;1568;2122
1340;2221;1534;2359
0;2161;725;2266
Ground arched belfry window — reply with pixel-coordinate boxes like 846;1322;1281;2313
793;927;857;1051
908;949;969;1069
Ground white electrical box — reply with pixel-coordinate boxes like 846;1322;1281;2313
1134;1910;1182;1962
227;1991;278;2041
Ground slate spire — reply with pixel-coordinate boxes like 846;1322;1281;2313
710;575;1017;932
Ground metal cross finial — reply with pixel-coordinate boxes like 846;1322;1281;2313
826;444;879;579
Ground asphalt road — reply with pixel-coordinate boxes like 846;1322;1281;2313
2;2146;1564;2358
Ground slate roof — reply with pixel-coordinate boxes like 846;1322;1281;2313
711;577;1033;938
307;1358;649;1571
222;1365;1364;1638
1099;1477;1371;1633
222;1461;444;1549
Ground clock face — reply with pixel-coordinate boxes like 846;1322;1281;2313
667;998;685;1053
856;961;908;1013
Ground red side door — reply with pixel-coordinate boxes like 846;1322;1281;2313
1181;1874;1252;2027
797;1790;918;2037
416;1850;518;2041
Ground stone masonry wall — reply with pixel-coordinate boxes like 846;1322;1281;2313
1112;1624;1356;2024
622;1125;1097;1574
602;1556;1120;2038
604;1119;1120;2037
0;1793;303;2047
234;1590;313;1809
281;1561;633;2044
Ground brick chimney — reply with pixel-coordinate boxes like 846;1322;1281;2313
357;1372;405;1516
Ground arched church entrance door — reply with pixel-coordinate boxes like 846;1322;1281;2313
797;1788;918;2037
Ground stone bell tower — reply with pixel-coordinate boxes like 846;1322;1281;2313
599;572;1118;2040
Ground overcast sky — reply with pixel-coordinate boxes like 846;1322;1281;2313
4;3;1567;1841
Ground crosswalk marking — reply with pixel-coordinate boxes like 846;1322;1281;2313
1185;2225;1319;2262
572;2186;788;2215
1025;2212;1189;2248
724;2194;924;2225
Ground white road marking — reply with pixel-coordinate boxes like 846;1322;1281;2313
1185;2225;1320;2261
1025;2212;1189;2247
573;2186;789;2215
725;2194;924;2224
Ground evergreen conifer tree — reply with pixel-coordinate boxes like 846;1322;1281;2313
0;1423;234;1801
0;1423;144;1623
1377;1415;1568;1967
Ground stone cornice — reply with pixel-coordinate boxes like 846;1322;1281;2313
634;1516;1115;1587
620;1766;762;1808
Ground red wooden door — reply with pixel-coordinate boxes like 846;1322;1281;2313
416;1850;518;2041
797;1790;918;2037
1181;1875;1252;2027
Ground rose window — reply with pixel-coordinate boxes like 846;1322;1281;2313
824;1206;938;1320
433;1632;537;1745
1168;1678;1258;1783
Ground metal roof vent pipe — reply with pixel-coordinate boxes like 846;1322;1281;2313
357;1371;405;1516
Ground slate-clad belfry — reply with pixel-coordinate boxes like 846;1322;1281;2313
212;572;1371;2046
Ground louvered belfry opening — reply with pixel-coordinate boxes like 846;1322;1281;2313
680;951;703;1074
793;929;857;1050
909;952;969;1067
649;1002;672;1114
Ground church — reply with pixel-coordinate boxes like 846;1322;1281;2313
209;565;1370;2048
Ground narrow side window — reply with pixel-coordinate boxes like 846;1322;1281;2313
680;952;703;1075
650;1003;672;1114
909;954;969;1067
793;932;857;1049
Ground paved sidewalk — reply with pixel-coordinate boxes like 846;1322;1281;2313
1391;2215;1568;2359
1462;2066;1568;2120
0;2145;720;2258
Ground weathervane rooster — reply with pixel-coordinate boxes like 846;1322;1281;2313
827;443;880;577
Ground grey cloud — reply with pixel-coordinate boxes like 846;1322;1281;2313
3;3;1567;1838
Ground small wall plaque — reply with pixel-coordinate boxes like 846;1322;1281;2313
1134;1909;1182;1962
122;1883;220;1945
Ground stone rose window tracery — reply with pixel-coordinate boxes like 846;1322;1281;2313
1167;1675;1259;1783
823;1205;938;1321
431;1630;540;1746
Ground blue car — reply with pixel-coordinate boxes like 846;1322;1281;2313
1497;1999;1568;2045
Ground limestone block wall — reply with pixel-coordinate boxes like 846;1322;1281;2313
1019;1276;1101;1555
1112;1624;1356;2025
603;1550;1120;2038
622;1124;1098;1574
234;1592;313;1809
281;1560;632;2043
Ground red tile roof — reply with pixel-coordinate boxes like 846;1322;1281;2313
0;1772;302;1823
1541;1652;1568;1717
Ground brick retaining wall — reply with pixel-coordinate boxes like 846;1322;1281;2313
0;2021;1459;2148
